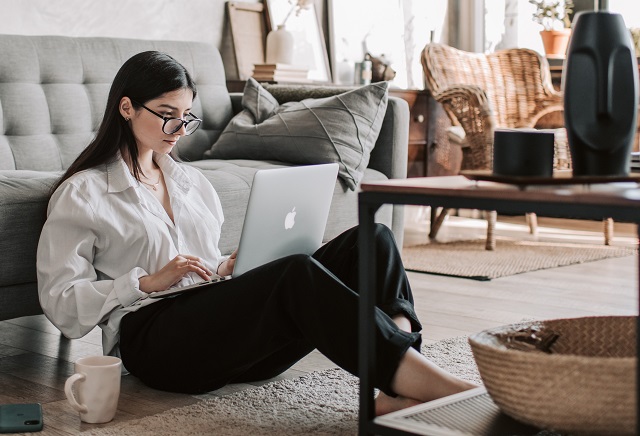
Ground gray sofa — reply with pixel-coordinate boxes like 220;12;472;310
0;35;409;322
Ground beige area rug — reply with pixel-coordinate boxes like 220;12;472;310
402;237;637;281
76;338;476;436
78;337;562;436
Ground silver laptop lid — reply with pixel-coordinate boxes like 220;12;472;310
232;163;339;277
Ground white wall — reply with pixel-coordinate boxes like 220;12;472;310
0;0;265;79
0;0;230;46
484;0;640;55
609;0;640;28
402;0;449;88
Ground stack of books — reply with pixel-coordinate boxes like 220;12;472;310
252;63;309;82
631;151;640;172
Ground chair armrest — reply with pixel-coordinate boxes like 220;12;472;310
529;55;564;127
432;85;495;170
532;105;565;129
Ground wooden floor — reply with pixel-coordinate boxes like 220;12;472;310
0;211;637;434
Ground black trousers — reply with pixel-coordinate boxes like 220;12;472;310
120;224;422;395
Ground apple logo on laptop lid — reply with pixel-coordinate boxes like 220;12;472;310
284;207;296;230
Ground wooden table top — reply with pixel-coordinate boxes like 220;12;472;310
360;175;640;209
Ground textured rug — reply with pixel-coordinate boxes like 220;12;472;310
78;337;563;436
76;337;477;436
402;237;636;280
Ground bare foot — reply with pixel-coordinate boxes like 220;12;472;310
432;378;479;401
375;392;421;416
376;379;479;416
452;379;479;395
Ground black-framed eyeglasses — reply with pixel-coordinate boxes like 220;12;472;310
132;100;202;135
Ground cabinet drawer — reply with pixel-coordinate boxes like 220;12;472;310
408;91;428;144
407;143;426;178
390;89;428;144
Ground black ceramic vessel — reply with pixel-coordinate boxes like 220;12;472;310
563;11;639;176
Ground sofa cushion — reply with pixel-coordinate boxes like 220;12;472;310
203;78;389;190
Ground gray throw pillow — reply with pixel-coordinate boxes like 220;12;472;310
204;78;389;190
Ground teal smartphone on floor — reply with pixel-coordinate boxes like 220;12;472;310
0;403;43;433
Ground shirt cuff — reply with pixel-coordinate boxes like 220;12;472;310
113;267;149;307
217;256;229;274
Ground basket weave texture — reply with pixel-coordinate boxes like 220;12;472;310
469;316;636;435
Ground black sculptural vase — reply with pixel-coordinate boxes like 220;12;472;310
563;11;639;176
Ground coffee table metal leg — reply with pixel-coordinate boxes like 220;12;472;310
358;197;379;436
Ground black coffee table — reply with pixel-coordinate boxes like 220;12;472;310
357;175;640;436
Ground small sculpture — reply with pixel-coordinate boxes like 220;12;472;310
564;10;639;176
367;52;396;82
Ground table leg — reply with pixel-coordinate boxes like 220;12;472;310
358;199;378;436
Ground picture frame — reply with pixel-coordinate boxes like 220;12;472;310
264;0;332;83
227;1;268;80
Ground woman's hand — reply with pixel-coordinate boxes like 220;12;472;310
139;255;213;293
216;249;238;277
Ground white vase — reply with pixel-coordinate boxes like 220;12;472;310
266;25;294;64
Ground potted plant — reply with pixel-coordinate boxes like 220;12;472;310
529;0;574;57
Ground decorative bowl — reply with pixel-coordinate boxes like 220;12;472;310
469;316;636;435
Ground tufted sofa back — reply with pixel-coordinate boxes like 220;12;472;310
0;35;233;171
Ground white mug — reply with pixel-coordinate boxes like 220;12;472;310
64;355;122;423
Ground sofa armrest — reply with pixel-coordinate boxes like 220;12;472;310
229;92;243;115
368;96;409;180
0;173;58;321
262;84;354;103
368;96;409;248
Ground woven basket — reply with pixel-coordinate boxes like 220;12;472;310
469;316;636;435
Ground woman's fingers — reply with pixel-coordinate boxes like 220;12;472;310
141;255;215;293
179;255;214;278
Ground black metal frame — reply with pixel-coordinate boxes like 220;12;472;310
358;189;640;436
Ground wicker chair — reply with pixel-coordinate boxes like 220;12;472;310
421;43;614;249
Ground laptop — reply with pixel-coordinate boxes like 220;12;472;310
374;387;541;436
150;163;339;298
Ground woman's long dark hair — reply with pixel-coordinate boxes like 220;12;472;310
50;51;197;195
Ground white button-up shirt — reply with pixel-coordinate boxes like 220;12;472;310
37;152;225;357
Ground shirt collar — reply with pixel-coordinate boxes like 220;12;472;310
106;151;193;194
106;153;137;193
153;152;193;193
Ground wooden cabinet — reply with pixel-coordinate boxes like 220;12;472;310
389;89;428;178
391;89;461;178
